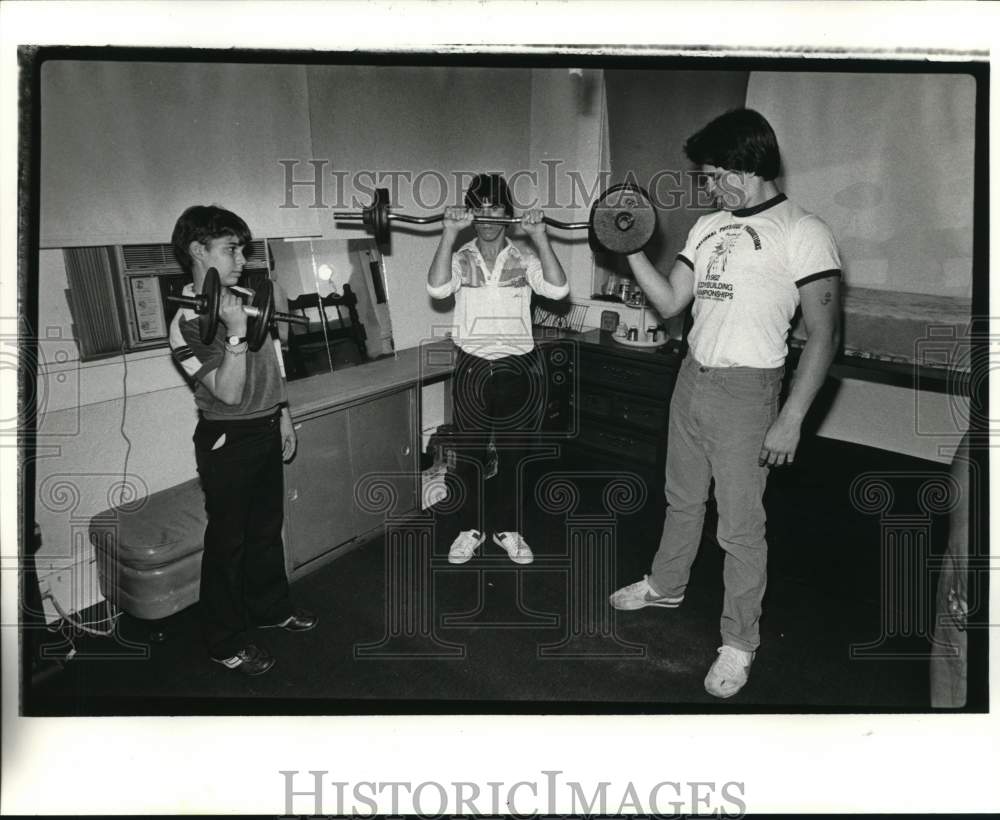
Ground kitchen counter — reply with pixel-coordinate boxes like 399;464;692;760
535;326;685;362
286;328;685;421
286;340;454;421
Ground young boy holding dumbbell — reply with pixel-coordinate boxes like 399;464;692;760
427;174;570;565
169;205;316;677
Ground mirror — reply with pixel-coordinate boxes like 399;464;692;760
267;237;395;380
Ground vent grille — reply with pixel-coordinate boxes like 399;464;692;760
121;244;179;271
121;240;269;271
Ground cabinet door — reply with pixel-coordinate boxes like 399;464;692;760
284;408;356;571
348;388;418;533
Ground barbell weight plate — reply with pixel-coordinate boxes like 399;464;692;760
200;267;222;344
248;278;274;352
589;183;657;255
372;187;391;247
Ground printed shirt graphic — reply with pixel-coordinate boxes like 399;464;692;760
168;283;287;420
678;195;841;368
427;238;569;359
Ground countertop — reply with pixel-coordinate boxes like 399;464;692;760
287;328;685;420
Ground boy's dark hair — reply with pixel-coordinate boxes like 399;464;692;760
464;173;514;217
171;205;252;274
683;108;781;181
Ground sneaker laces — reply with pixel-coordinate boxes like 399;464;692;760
498;532;528;555
713;646;750;679
453;530;482;555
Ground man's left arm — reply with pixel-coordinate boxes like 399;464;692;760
760;275;842;467
279;404;298;462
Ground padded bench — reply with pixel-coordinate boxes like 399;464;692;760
89;478;206;621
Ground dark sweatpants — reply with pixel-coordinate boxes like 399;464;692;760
194;412;292;659
451;347;544;537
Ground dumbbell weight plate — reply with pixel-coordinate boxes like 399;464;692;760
247;278;274;352
589;183;657;255
200;268;223;344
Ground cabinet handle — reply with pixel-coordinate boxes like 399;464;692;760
401;444;411;456
288;488;299;502
293;423;303;431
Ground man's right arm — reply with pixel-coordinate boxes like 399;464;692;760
200;290;248;405
427;207;472;296
626;252;695;319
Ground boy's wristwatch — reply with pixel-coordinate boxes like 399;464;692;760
226;335;248;346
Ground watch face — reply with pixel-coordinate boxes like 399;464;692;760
227;335;243;345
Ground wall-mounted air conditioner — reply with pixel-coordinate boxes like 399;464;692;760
115;240;270;349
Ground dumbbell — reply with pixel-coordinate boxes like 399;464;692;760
333;183;657;254
168;268;308;351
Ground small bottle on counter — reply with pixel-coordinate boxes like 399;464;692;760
615;322;629;339
627;327;639;342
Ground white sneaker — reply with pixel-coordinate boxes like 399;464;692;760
448;529;485;564
704;645;755;699
493;532;534;565
609;576;684;610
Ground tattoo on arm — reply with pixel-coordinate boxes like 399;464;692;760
820;290;832;305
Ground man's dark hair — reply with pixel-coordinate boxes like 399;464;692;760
464;173;514;217
683;108;781;181
171;205;252;274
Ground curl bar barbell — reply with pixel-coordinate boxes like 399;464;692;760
333;183;657;255
168;267;309;351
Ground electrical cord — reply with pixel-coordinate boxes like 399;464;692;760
42;338;130;645
43;588;121;637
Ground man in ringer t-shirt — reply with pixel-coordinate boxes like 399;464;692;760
609;109;842;699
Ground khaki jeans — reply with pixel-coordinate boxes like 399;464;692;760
649;355;783;652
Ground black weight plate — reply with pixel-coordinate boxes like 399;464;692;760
590;183;657;254
200;267;222;344
248;279;273;352
373;187;390;246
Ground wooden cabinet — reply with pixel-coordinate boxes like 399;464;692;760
567;339;681;476
347;389;418;534
284;387;418;577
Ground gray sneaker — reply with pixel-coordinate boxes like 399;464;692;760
608;575;684;610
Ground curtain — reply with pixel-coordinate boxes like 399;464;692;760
746;72;976;298
40;61;321;247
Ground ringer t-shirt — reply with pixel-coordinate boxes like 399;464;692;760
427;237;570;360
169;283;287;420
678;193;841;369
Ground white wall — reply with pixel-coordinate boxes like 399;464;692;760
528;67;608;299
304;65;534;350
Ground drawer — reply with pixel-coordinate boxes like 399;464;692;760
579;386;612;420
612;393;668;433
580;349;675;398
576;418;659;466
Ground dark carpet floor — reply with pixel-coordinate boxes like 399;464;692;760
25;438;981;716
